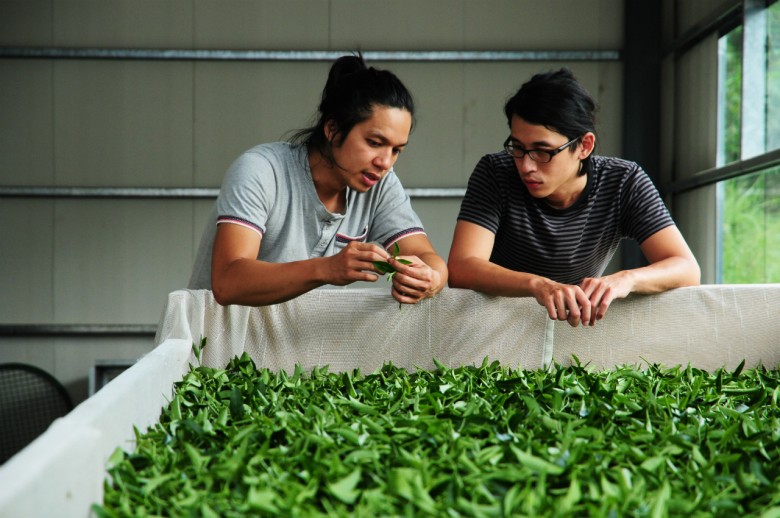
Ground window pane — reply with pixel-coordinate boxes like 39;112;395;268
717;26;743;166
767;0;780;152
719;165;780;283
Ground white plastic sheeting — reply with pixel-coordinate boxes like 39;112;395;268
1;285;779;517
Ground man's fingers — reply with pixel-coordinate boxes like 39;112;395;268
575;291;592;326
595;289;615;321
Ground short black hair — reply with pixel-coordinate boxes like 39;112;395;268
504;68;597;174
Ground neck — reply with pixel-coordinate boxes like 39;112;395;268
308;149;347;213
546;166;587;210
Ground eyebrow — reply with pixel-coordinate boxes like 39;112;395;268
368;131;408;148
509;136;556;149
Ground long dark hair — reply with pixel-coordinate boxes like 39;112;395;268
504;68;597;175
289;53;415;166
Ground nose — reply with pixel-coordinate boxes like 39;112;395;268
373;148;394;171
515;153;536;173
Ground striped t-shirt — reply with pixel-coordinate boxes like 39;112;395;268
457;153;674;285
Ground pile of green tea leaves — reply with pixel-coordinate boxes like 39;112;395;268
94;348;780;517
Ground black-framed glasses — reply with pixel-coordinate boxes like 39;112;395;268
503;136;580;163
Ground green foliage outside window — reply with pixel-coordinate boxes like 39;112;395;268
721;26;742;166
721;167;780;283
719;4;780;283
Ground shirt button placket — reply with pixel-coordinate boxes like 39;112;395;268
314;218;335;254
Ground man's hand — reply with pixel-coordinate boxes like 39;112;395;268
531;278;593;327
387;255;441;305
579;272;633;324
322;241;391;286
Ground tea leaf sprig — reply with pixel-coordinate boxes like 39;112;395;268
372;242;412;282
372;243;413;308
95;354;780;517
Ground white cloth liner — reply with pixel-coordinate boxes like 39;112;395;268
157;285;780;372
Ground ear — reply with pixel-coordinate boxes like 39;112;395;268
324;120;338;142
578;132;596;159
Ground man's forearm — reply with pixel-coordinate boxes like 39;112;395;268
621;256;701;295
448;256;543;297
211;257;328;307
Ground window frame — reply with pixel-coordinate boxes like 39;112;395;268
664;0;780;283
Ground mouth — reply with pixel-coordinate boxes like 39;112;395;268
361;171;382;187
522;177;543;189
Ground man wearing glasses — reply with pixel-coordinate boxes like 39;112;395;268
448;68;700;327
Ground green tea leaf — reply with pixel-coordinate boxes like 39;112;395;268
372;261;396;274
510;445;565;475
328;468;362;504
248;487;279;513
229;386;244;420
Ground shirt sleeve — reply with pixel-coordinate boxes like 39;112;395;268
620;164;675;244
215;150;277;236
366;171;426;250
457;154;502;234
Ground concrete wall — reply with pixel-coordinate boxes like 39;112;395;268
0;0;624;404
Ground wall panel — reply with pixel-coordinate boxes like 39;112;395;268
381;62;466;188
193;61;329;187
52;0;193;48
53;61;194;187
193;0;329;50
0;0;53;45
52;200;194;324
464;0;623;50
673;36;718;180
0;200;55;323
331;0;465;50
409;198;462;262
0;61;54;186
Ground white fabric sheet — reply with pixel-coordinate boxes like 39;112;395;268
156;285;780;372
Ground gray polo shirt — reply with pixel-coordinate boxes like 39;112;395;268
188;142;425;289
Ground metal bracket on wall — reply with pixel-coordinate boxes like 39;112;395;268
0;186;466;199
0;324;157;337
0;48;620;62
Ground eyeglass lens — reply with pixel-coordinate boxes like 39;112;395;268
505;142;552;163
